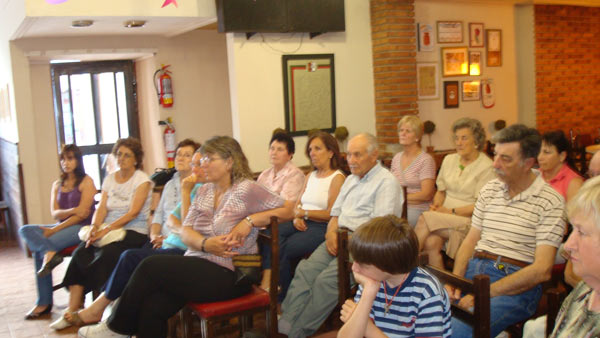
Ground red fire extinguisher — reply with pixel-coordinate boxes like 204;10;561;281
154;64;174;108
159;118;177;168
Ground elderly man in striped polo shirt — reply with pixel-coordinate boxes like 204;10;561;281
448;124;566;337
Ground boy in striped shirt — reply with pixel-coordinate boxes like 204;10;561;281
338;215;451;338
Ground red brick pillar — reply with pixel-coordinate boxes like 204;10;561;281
370;0;418;158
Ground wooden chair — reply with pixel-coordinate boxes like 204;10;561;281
424;264;491;338
181;216;279;337
334;186;408;325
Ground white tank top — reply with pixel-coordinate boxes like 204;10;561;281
300;170;344;211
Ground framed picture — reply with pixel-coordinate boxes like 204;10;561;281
486;29;502;67
444;81;459;108
462;80;481;101
441;47;469;77
282;54;336;136
437;21;463;43
417;63;439;100
417;23;434;52
469;51;482;76
469;23;484;47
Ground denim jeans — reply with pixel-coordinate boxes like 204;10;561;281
19;224;83;306
260;220;327;301
104;245;184;300
451;258;542;337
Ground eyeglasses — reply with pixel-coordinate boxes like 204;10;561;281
200;156;223;166
116;152;133;159
190;161;202;168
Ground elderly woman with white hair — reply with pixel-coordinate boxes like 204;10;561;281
524;175;600;338
413;117;496;268
547;176;600;337
390;115;436;226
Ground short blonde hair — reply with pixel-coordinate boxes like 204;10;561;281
397;115;424;140
567;175;600;229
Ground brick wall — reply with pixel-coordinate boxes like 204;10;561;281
370;0;417;158
535;5;600;137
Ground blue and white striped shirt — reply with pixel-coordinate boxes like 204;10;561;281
354;267;452;338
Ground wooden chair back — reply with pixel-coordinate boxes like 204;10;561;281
337;186;408;305
423;264;491;338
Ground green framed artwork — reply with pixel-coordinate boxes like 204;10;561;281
282;54;336;136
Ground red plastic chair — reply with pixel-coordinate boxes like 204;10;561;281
181;216;279;337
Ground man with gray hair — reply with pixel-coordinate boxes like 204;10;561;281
449;124;566;337
278;133;404;338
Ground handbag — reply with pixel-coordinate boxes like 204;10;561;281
150;168;176;187
232;254;262;286
78;224;126;247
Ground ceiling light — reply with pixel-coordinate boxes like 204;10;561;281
123;20;146;28
71;20;93;28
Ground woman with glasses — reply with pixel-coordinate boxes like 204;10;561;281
51;138;153;330
71;140;202;329
81;136;293;338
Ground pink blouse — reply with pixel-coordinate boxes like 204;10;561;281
390;151;436;210
257;161;305;201
545;163;581;199
183;179;284;270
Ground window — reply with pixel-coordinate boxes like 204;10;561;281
51;60;139;188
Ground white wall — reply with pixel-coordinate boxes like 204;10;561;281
13;29;231;224
415;0;519;150
227;0;376;172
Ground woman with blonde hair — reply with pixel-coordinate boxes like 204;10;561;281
81;136;293;338
390;115;436;226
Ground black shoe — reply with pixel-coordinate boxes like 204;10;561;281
37;254;64;277
24;304;52;320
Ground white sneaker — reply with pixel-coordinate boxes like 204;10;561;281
78;321;127;338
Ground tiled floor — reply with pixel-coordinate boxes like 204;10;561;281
0;241;78;338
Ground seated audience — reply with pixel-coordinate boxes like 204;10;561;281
261;131;345;297
279;133;404;338
338;215;451;338
390;115;436;226
257;131;305;201
51;138;153;330
81;135;292;338
448;124;565;337
538;130;583;201
414;118;495;268
19;144;96;319
74;140;201;330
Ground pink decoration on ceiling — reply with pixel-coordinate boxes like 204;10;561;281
161;0;178;8
46;0;69;4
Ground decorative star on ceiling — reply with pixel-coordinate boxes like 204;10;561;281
161;0;178;8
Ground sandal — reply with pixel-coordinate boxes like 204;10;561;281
68;310;99;327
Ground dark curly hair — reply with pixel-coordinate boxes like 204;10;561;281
112;138;144;170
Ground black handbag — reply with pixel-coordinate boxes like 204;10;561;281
232;254;262;286
150;168;176;187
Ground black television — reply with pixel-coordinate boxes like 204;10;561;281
216;0;345;34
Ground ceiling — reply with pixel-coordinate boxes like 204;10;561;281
12;15;217;40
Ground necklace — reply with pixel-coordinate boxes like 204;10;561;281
383;281;402;316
